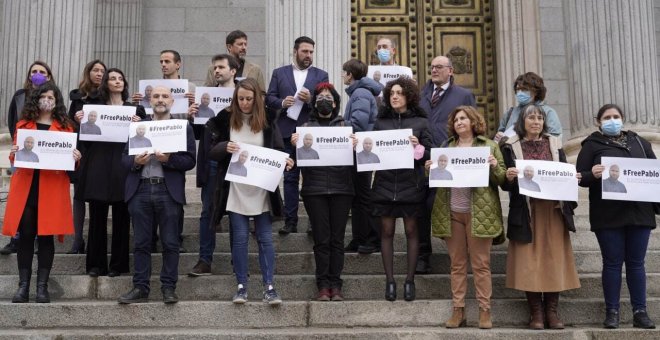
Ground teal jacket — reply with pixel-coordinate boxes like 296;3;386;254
431;136;506;238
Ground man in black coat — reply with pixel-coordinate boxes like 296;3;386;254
416;56;476;274
118;86;196;305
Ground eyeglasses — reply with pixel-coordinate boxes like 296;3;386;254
316;95;333;101
430;64;451;71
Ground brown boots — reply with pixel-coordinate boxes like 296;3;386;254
445;306;492;329
445;307;466;328
526;292;565;329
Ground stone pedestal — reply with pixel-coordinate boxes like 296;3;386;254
563;0;660;158
266;0;351;99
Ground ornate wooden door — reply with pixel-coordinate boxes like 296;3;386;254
351;0;498;135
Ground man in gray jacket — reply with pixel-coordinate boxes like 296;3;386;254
342;59;383;254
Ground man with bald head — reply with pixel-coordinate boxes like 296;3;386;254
416;55;476;274
602;164;627;193
196;93;215;118
430;154;453;180
15;136;40;162
119;85;196;305
80;111;102;135
296;133;320;160
356;137;380;164
519;166;541;192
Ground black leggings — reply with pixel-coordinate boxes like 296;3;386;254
16;206;54;270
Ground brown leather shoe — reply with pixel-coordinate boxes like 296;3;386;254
544;292;564;329
479;307;493;329
317;288;331;301
330;288;344;301
526;292;544;329
445;307;466;328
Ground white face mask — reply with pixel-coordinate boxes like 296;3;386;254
38;98;55;112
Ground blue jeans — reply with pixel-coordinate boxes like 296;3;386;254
128;182;182;293
229;212;275;286
595;227;652;311
282;138;300;226
198;161;218;264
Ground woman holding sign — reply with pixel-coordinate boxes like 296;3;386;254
291;83;354;301
3;83;81;303
369;76;432;302
500;104;580;330
576;104;657;329
208;78;293;305
428;106;505;329
75;68;145;278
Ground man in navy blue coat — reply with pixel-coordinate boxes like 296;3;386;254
266;36;329;235
417;55;476;274
118;86;196;304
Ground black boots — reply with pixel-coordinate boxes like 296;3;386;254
603;309;619;329
12;269;31;303
35;268;51;303
404;280;416;301
633;309;656;329
385;281;396;301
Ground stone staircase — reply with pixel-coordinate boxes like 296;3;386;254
1;173;660;339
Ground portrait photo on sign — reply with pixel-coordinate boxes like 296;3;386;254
355;129;414;172
429;147;490;188
193;87;234;124
515;159;578;201
127;120;188;155
79;105;136;142
295;126;353;167
224;142;289;192
138;79;189;114
601;157;660;203
14;129;77;171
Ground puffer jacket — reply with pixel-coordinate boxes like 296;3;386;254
370;106;432;204
431;135;506;238
344;77;382;132
299;111;355;197
500;134;577;243
576;130;656;231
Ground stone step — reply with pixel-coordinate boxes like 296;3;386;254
0;273;657;301
0;298;658;329
4;228;659;254
1;327;659;340
2;250;660;275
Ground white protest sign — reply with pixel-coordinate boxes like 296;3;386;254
355;129;413;172
367;65;414;87
295;126;354;167
601;157;660;203
14;129;77;171
127;119;188;155
429;147;490;188
138;79;189;114
515;159;578;201
79;105;135;143
224;142;289;192
193;87;234;125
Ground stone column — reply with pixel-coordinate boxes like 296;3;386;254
0;0;96;131
494;0;543;113
266;0;351;99
563;0;660;154
93;0;142;94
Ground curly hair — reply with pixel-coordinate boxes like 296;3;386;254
98;68;130;103
229;78;267;133
21;82;71;128
513;72;546;102
382;76;420;111
513;104;548;138
447;105;486;139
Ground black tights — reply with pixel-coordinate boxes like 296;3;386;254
16;206;54;271
381;216;418;282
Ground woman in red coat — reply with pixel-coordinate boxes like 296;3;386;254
2;83;81;303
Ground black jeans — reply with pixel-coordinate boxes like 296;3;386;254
350;169;380;247
86;201;130;274
17;206;54;271
417;187;436;261
304;194;353;289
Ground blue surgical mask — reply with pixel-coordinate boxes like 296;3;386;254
516;91;532;106
377;49;391;64
31;73;48;86
601;118;623;136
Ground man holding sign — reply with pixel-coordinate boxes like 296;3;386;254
119;86;196;305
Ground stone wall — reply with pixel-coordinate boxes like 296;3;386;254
141;0;266;87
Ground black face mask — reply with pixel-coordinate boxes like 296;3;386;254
316;99;334;116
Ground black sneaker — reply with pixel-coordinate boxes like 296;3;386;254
263;287;282;305
232;285;248;304
357;244;379;254
0;239;18;255
633;309;656;329
162;287;179;304
188;260;212;277
278;224;297;235
344;240;359;253
118;287;149;304
415;258;431;274
603;308;619;329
